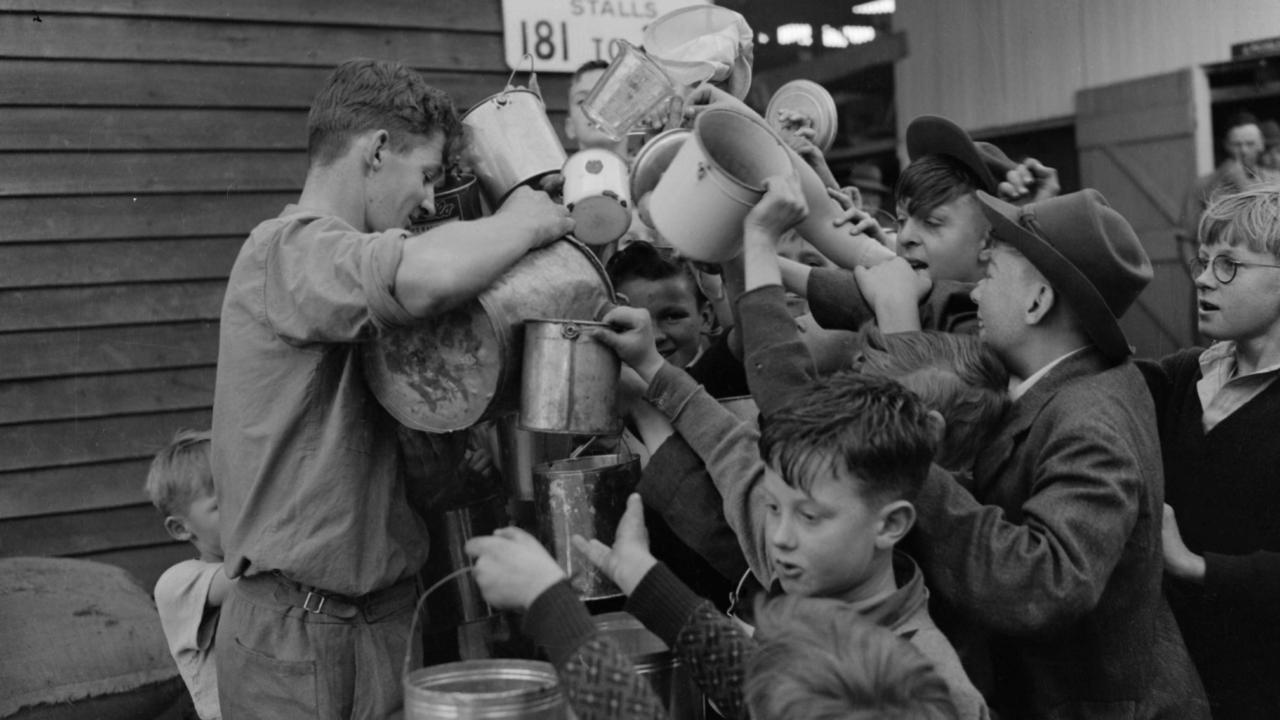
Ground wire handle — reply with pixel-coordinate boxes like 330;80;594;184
401;565;476;679
503;53;542;102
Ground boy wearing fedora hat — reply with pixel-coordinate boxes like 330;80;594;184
905;189;1210;719
1143;184;1280;718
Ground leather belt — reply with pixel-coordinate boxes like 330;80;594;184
248;572;418;622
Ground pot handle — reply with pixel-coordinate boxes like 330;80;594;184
503;53;543;103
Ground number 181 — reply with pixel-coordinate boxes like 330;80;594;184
520;20;569;62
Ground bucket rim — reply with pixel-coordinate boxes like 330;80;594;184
692;107;789;196
403;659;564;712
461;87;547;120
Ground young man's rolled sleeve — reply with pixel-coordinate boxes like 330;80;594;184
264;217;414;342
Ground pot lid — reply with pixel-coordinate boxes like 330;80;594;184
765;79;838;153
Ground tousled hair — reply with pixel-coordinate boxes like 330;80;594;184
746;594;959;720
855;329;1009;472
895;155;983;218
306;58;460;167
758;373;938;505
605;241;707;308
571;59;610;88
144;429;214;517
1198;182;1280;257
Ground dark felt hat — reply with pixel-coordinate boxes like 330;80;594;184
847;162;891;194
906;115;1018;194
976;189;1153;361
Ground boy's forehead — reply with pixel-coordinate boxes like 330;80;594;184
618;274;699;303
571;69;605;96
766;450;873;505
898;188;980;218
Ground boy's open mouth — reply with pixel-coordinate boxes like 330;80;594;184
905;258;928;271
773;559;803;578
1198;299;1219;312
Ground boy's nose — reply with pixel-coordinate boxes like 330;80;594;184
896;222;919;248
419;189;436;218
769;516;797;550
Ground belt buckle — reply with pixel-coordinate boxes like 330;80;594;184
302;590;327;615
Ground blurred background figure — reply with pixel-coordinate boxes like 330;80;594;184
847;161;892;213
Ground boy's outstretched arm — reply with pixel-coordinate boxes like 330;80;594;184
465;525;668;720
590;308;774;584
579;495;755;720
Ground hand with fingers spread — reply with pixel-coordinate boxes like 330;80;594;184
571;493;657;596
998;158;1061;204
464;526;566;611
832;204;892;249
828;185;861;212
588;305;665;383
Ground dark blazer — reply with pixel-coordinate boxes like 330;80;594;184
910;349;1210;720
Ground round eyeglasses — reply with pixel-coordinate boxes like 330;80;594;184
1188;254;1280;285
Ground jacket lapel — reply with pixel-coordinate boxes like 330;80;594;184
973;349;1108;493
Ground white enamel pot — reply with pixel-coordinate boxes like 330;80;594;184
647;107;792;262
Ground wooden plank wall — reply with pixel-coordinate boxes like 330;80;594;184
0;0;571;591
894;0;1280;135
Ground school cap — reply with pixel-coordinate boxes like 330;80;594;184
906;115;1018;194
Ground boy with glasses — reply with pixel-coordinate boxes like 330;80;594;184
1142;184;1280;718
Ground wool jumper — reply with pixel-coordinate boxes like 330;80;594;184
1143;349;1280;719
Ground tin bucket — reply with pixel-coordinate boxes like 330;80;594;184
408;174;486;234
594;612;705;720
519;320;621;435
563;148;632;246
420;495;506;629
533;453;640;600
404;659;566;720
462;88;567;204
630;128;690;229
364;238;615;433
648;107;792;262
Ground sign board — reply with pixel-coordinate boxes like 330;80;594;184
1232;36;1280;59
501;0;711;73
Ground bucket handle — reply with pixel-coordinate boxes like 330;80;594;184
503;53;542;104
402;565;475;679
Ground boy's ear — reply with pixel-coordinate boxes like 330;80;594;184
1024;282;1055;326
875;500;916;550
163;515;192;543
364;130;390;170
926;409;947;451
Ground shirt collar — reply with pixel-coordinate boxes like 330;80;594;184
1009;346;1090;402
1199;340;1280;380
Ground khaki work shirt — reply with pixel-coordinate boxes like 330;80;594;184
212;205;428;597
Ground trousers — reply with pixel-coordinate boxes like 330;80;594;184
215;572;418;720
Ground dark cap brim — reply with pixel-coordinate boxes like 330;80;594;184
975;191;1133;360
906;115;999;194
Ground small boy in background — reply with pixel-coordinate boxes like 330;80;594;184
145;429;230;720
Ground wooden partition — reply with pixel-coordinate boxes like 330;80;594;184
0;0;570;590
